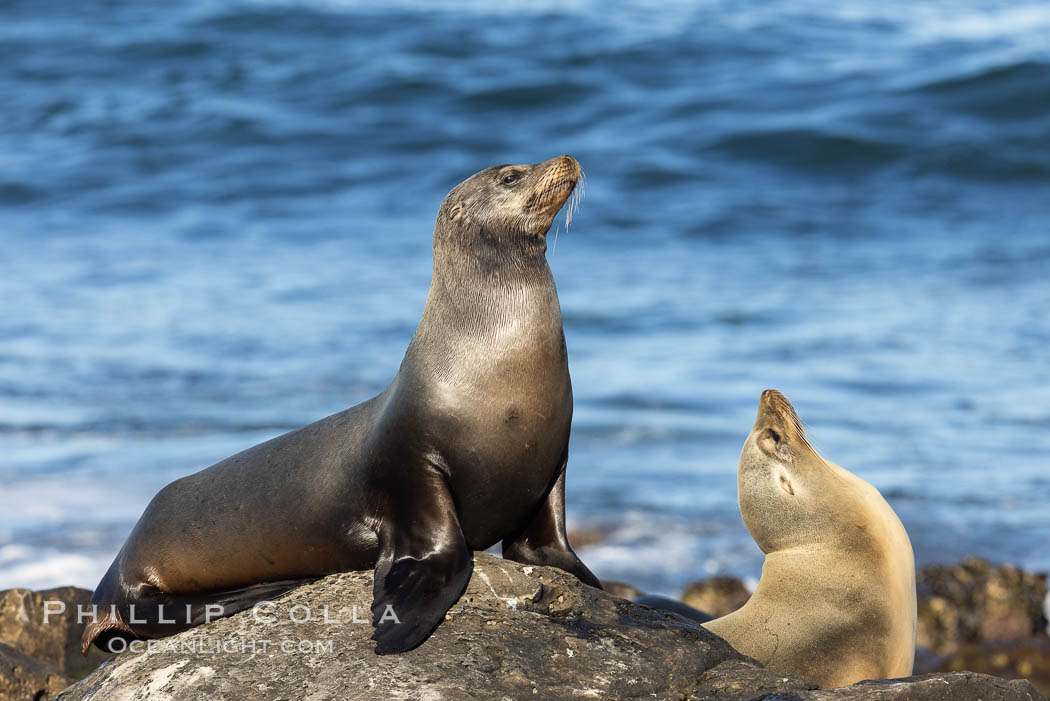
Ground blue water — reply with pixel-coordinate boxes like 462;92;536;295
2;1;1049;595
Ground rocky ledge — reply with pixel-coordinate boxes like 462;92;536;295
0;586;113;701
44;554;1041;701
0;642;70;701
915;557;1049;694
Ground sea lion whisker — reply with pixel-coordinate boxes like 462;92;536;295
565;174;583;233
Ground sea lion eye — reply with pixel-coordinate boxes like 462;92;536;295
500;170;522;186
766;429;781;445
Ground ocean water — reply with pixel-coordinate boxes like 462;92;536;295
2;0;1049;596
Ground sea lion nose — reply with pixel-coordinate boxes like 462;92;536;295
757;389;787;422
557;154;581;178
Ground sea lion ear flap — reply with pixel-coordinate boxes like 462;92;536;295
448;202;464;222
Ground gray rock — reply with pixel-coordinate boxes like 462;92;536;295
60;554;783;700
917;558;1048;654
690;659;818;698
57;554;1046;701
682;577;751;618
690;663;1043;701
795;672;1044;700
599;580;643;600
0;586;113;680
913;558;1050;697
916;638;1050;698
0;641;71;701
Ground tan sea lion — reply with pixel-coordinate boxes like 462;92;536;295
703;389;916;687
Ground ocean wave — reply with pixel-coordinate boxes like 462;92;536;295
910;143;1050;182
899;3;1050;43
706;128;903;174
0;182;46;205
706;123;1050;182
908;60;1050;121
0;419;297;440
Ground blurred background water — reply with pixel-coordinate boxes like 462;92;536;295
1;0;1048;595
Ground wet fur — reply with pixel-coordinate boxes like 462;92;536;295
83;156;599;656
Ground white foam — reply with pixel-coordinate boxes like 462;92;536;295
0;478;149;527
239;0;600;14
0;550;107;590
904;4;1050;42
0;544;34;564
573;509;763;594
232;0;714;44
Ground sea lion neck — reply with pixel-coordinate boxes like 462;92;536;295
423;211;559;317
420;246;561;337
396;233;564;387
432;214;552;280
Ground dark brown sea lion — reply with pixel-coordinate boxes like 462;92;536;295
82;155;598;656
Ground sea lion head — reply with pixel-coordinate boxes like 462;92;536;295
737;389;865;554
436;155;582;258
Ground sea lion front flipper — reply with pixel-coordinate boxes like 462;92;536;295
502;459;601;589
370;462;472;655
